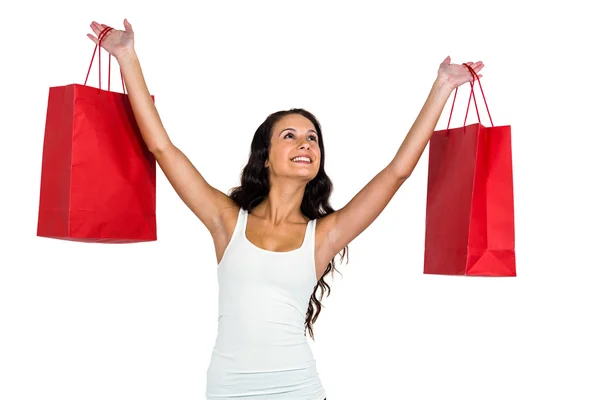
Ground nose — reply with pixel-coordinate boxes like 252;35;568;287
298;141;311;150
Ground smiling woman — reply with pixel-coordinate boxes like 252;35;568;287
207;109;335;396
87;17;483;400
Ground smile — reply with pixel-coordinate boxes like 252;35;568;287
291;156;312;163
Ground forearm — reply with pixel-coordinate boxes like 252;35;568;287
116;48;172;154
389;78;454;179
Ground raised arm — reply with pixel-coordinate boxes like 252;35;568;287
319;57;484;259
88;20;234;235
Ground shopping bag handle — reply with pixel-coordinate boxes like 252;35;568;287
83;26;126;93
445;63;493;131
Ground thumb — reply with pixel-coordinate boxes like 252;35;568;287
124;18;134;33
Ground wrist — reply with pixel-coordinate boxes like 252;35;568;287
433;77;456;94
115;47;137;65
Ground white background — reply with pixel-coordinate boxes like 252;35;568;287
1;1;599;399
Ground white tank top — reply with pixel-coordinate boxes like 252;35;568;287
206;207;326;400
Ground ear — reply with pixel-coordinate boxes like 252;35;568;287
264;160;269;168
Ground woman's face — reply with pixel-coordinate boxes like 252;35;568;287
265;114;321;181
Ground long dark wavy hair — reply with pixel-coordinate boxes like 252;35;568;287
227;108;349;340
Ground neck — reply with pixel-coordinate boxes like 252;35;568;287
253;180;308;226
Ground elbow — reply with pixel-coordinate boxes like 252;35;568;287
148;141;173;158
397;173;410;184
387;165;411;182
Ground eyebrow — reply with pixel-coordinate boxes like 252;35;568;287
280;127;317;135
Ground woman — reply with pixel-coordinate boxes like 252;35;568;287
88;19;484;400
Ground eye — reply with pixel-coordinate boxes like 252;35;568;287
285;132;317;141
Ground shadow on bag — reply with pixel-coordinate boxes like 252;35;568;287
424;66;515;276
37;36;156;243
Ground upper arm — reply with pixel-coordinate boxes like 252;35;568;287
318;166;405;261
153;143;235;235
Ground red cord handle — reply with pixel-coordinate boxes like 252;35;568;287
83;26;126;93
445;63;493;131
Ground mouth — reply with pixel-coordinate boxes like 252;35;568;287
290;156;312;164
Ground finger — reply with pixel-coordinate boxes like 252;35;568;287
463;64;478;81
466;62;482;72
90;21;104;36
467;61;484;68
463;63;475;75
87;33;98;44
97;25;114;43
99;24;110;37
90;21;112;39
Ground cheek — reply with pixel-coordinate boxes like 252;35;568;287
269;148;288;164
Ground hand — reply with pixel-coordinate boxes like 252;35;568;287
87;19;134;61
437;56;484;89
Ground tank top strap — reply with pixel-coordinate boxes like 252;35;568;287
301;217;316;254
232;207;246;239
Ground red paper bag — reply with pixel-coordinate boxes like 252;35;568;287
37;38;156;243
424;69;515;276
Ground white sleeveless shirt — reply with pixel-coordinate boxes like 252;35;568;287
206;207;326;400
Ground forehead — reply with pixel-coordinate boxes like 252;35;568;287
273;114;316;132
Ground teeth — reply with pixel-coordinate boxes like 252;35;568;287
292;157;311;163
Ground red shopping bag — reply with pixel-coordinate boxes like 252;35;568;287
37;31;156;243
424;66;515;276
